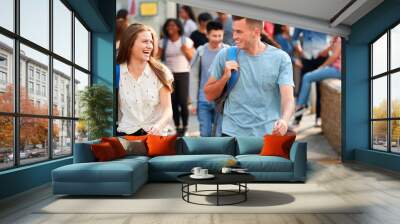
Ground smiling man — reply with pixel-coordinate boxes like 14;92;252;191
204;16;295;137
190;21;228;137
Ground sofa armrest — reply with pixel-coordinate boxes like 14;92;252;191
289;141;307;181
73;140;100;163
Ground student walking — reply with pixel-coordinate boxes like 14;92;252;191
205;16;295;137
190;21;228;136
179;5;197;37
158;19;195;136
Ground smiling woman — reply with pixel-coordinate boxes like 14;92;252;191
116;23;174;137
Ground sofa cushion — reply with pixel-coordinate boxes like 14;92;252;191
260;134;296;159
101;137;127;158
178;137;236;155
91;142;118;162
147;135;177;157
236;155;293;172
235;137;263;155
149;154;235;172
118;137;147;156
52;159;147;183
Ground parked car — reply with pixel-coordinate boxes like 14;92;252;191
8;150;32;160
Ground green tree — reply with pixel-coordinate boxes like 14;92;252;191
79;84;113;140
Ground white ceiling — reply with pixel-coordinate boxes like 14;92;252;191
170;0;384;37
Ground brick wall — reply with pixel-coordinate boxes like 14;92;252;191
321;79;341;154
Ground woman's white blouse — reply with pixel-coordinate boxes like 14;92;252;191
117;63;173;135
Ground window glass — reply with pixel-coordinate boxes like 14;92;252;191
372;121;388;152
372;77;387;119
372;34;387;76
53;0;72;60
20;0;49;49
53;119;72;157
20;44;49;115
0;0;14;31
74;18;89;70
391;24;400;70
0;116;13;170
0;35;14;113
53;59;72;117
20;117;49;165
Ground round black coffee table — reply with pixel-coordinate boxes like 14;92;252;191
177;173;255;206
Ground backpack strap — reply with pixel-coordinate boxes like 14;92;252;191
116;64;120;89
212;46;239;137
161;38;168;62
225;46;240;93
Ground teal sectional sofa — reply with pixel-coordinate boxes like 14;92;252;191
52;137;307;196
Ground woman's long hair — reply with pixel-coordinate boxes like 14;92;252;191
181;5;195;22
117;23;172;91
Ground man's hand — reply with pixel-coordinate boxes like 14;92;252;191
272;119;288;136
222;61;239;80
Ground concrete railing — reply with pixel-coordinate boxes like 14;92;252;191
320;79;341;154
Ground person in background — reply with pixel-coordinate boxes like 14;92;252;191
190;12;213;49
205;16;295;137
215;12;234;45
274;24;294;60
116;18;129;53
295;37;342;118
116;9;129;21
291;28;330;127
263;21;275;38
179;5;198;37
274;24;303;69
116;24;174;136
158;19;195;137
190;21;228;136
261;32;281;48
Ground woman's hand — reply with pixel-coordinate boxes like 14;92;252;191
147;123;162;135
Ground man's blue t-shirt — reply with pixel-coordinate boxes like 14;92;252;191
209;45;294;137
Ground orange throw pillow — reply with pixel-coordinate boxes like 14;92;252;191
91;142;118;162
101;137;126;158
124;135;148;141
260;133;296;159
146;135;177;157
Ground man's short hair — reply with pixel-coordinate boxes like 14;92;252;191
197;12;213;23
206;21;223;33
232;15;263;32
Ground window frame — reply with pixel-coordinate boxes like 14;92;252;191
0;0;92;171
370;20;400;154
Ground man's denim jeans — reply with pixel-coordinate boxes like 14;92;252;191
197;101;220;137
